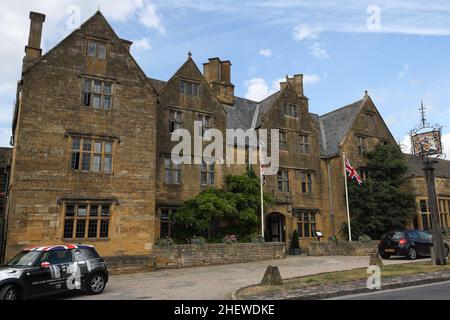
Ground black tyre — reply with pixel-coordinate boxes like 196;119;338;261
0;285;19;300
380;252;390;260
407;247;417;260
87;273;106;295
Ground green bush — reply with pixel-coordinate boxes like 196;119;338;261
358;235;372;243
290;230;300;249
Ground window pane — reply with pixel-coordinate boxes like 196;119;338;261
101;206;110;217
82;153;91;170
83;93;91;106
83;140;92;151
71;152;80;170
93;94;101;108
77;206;87;217
103;82;112;94
297;223;303;237
97;44;106;59
87;42;97;56
72;138;81;150
88;220;98;238
66;205;75;217
93;81;102;93
93;155;101;172
304;223;310;237
64;220;74;238
104;155;112;173
100;220;109;238
104;142;112;154
165;169;171;184
83;79;91;92
90;206;99;216
103;96;111;109
76;220;86;238
94;142;102;153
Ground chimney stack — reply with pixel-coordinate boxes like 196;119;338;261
23;11;46;70
203;58;235;105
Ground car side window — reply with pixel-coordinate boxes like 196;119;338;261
418;231;432;240
38;250;73;265
72;248;99;262
408;231;419;239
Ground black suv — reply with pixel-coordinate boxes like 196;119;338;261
0;244;108;300
379;230;449;260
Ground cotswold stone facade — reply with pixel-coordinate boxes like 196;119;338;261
4;11;450;259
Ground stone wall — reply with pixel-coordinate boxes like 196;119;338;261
151;242;286;269
308;241;377;256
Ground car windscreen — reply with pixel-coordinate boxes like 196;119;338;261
382;232;404;240
6;251;42;267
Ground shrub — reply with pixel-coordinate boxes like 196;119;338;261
358;235;372;243
290;230;300;249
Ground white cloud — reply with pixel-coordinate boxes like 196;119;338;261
307;42;329;59
133;37;151;51
138;3;165;34
303;74;320;84
385;116;396;126
443;133;450;156
258;48;272;57
400;135;412;153
244;78;279;101
397;63;410;79
293;24;320;41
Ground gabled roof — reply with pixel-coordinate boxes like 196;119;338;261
148;78;167;95
319;99;364;157
224;97;259;130
406;155;450;179
0;147;12;168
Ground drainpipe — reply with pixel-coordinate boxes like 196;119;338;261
327;159;335;236
0;166;10;265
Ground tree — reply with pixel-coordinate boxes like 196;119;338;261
174;170;272;241
342;143;416;240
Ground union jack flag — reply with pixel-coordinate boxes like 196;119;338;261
345;158;363;185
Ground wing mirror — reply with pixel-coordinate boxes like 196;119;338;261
40;262;51;269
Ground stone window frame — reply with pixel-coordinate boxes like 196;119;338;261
357;135;367;155
439;198;449;229
70;136;114;174
277;168;290;193
82;78;114;110
168;109;183;133
200;159;215;187
63;203;111;240
283;102;299;118
299;134;310;154
295;210;318;238
279;130;288;151
299;170;313;194
86;39;107;60
164;156;182;185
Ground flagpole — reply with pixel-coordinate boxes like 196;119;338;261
259;143;265;239
343;152;352;242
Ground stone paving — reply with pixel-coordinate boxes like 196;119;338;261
70;255;420;300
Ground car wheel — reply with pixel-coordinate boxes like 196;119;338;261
0;285;19;301
407;247;417;260
87;273;106;295
380;253;390;260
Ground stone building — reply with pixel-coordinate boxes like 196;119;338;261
4;11;450;259
0;147;12;262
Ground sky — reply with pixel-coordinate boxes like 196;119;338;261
0;0;450;155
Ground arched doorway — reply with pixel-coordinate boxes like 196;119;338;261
265;213;286;242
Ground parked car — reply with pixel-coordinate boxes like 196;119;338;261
0;244;108;300
379;229;450;260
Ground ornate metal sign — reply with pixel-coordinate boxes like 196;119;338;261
411;130;442;156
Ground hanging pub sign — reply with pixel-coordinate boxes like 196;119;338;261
411;130;442;156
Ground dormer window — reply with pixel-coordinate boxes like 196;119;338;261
87;40;107;59
283;103;299;118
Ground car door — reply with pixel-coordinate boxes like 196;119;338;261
418;231;433;256
24;253;54;298
407;230;424;255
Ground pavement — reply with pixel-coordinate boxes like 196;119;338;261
332;280;450;300
66;255;414;300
